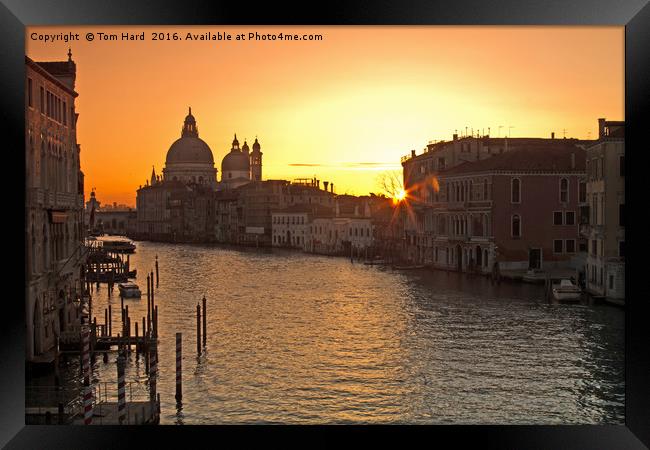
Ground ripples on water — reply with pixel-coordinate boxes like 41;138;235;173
66;241;624;424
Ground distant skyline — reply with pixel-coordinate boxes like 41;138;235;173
26;26;624;206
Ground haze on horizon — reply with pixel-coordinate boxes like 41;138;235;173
26;26;624;207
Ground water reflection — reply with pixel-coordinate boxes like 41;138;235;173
61;241;624;424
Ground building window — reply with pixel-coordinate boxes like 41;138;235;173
512;214;521;238
579;182;586;203
511;178;520;203
591;240;597;256
553;211;563;225
619;204;624;226
565;211;575;225
579;240;587;252
559;178;569;203
619;241;625;257
620;155;625;177
554;239;563;254
28;78;33;107
483;179;488;200
565;239;576;253
609;275;614;290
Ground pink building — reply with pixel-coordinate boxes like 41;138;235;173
402;142;587;275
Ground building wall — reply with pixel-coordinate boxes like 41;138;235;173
585;136;625;299
25;58;85;362
492;173;582;270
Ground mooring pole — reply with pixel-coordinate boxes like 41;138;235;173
196;304;201;356
146;273;151;318
104;308;108;337
117;348;126;425
150;271;155;309
81;326;93;425
108;304;112;336
155;256;159;287
202;296;207;347
175;332;182;402
154;305;158;339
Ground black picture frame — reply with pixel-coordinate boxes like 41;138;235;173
2;0;647;447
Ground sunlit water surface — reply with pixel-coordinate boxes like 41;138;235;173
57;240;624;424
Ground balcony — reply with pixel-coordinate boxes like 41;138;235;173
27;188;83;210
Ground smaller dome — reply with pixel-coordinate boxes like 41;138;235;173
222;150;250;172
232;134;239;148
252;137;261;152
242;141;250;152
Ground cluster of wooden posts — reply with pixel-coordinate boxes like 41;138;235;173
82;266;161;425
79;256;212;424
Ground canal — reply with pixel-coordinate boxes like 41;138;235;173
60;240;625;424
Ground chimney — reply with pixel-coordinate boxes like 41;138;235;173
411;149;416;157
317;179;320;189
453;133;458;141
324;181;329;191
551;132;555;139
330;183;334;193
598;118;606;139
570;153;575;170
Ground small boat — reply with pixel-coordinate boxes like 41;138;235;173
118;282;142;298
101;239;136;253
552;279;582;302
364;259;389;265
393;264;426;270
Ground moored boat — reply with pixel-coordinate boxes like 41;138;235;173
101;239;136;253
393;264;425;270
118;282;142;298
552;279;582;302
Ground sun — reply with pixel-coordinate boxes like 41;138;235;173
393;188;407;204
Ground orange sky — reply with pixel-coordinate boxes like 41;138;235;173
26;26;624;207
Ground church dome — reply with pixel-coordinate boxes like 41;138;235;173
222;149;250;172
166;137;215;164
165;108;215;165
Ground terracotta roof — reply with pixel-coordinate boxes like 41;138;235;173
441;144;586;175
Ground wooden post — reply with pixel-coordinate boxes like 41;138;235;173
196;304;201;356
155;256;159;287
202;296;207;347
150;271;155;310
104;308;108;337
146;273;151;321
175;332;182;402
81;326;93;425
117;349;126;425
153;306;158;339
108;305;112;336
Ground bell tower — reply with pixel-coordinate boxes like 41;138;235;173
250;137;263;181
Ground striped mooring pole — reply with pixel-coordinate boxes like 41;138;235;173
175;332;182;402
81;326;93;425
149;337;157;404
117;346;126;424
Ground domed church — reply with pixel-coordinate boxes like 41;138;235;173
221;134;263;189
162;108;218;188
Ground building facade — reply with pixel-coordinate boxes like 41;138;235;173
25;53;85;365
584;118;625;302
401;138;588;275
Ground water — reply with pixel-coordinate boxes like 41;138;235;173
63;240;625;424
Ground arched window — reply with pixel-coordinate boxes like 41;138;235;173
511;178;521;203
483;178;488;200
512;214;521;237
560;178;569;203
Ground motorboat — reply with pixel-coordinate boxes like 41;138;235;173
118;282;142;298
552;279;582;302
101;239;136;253
393;264;426;270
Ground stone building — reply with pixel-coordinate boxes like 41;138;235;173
25;52;85;366
400;132;593;270
584;118;625;303
418;144;587;275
